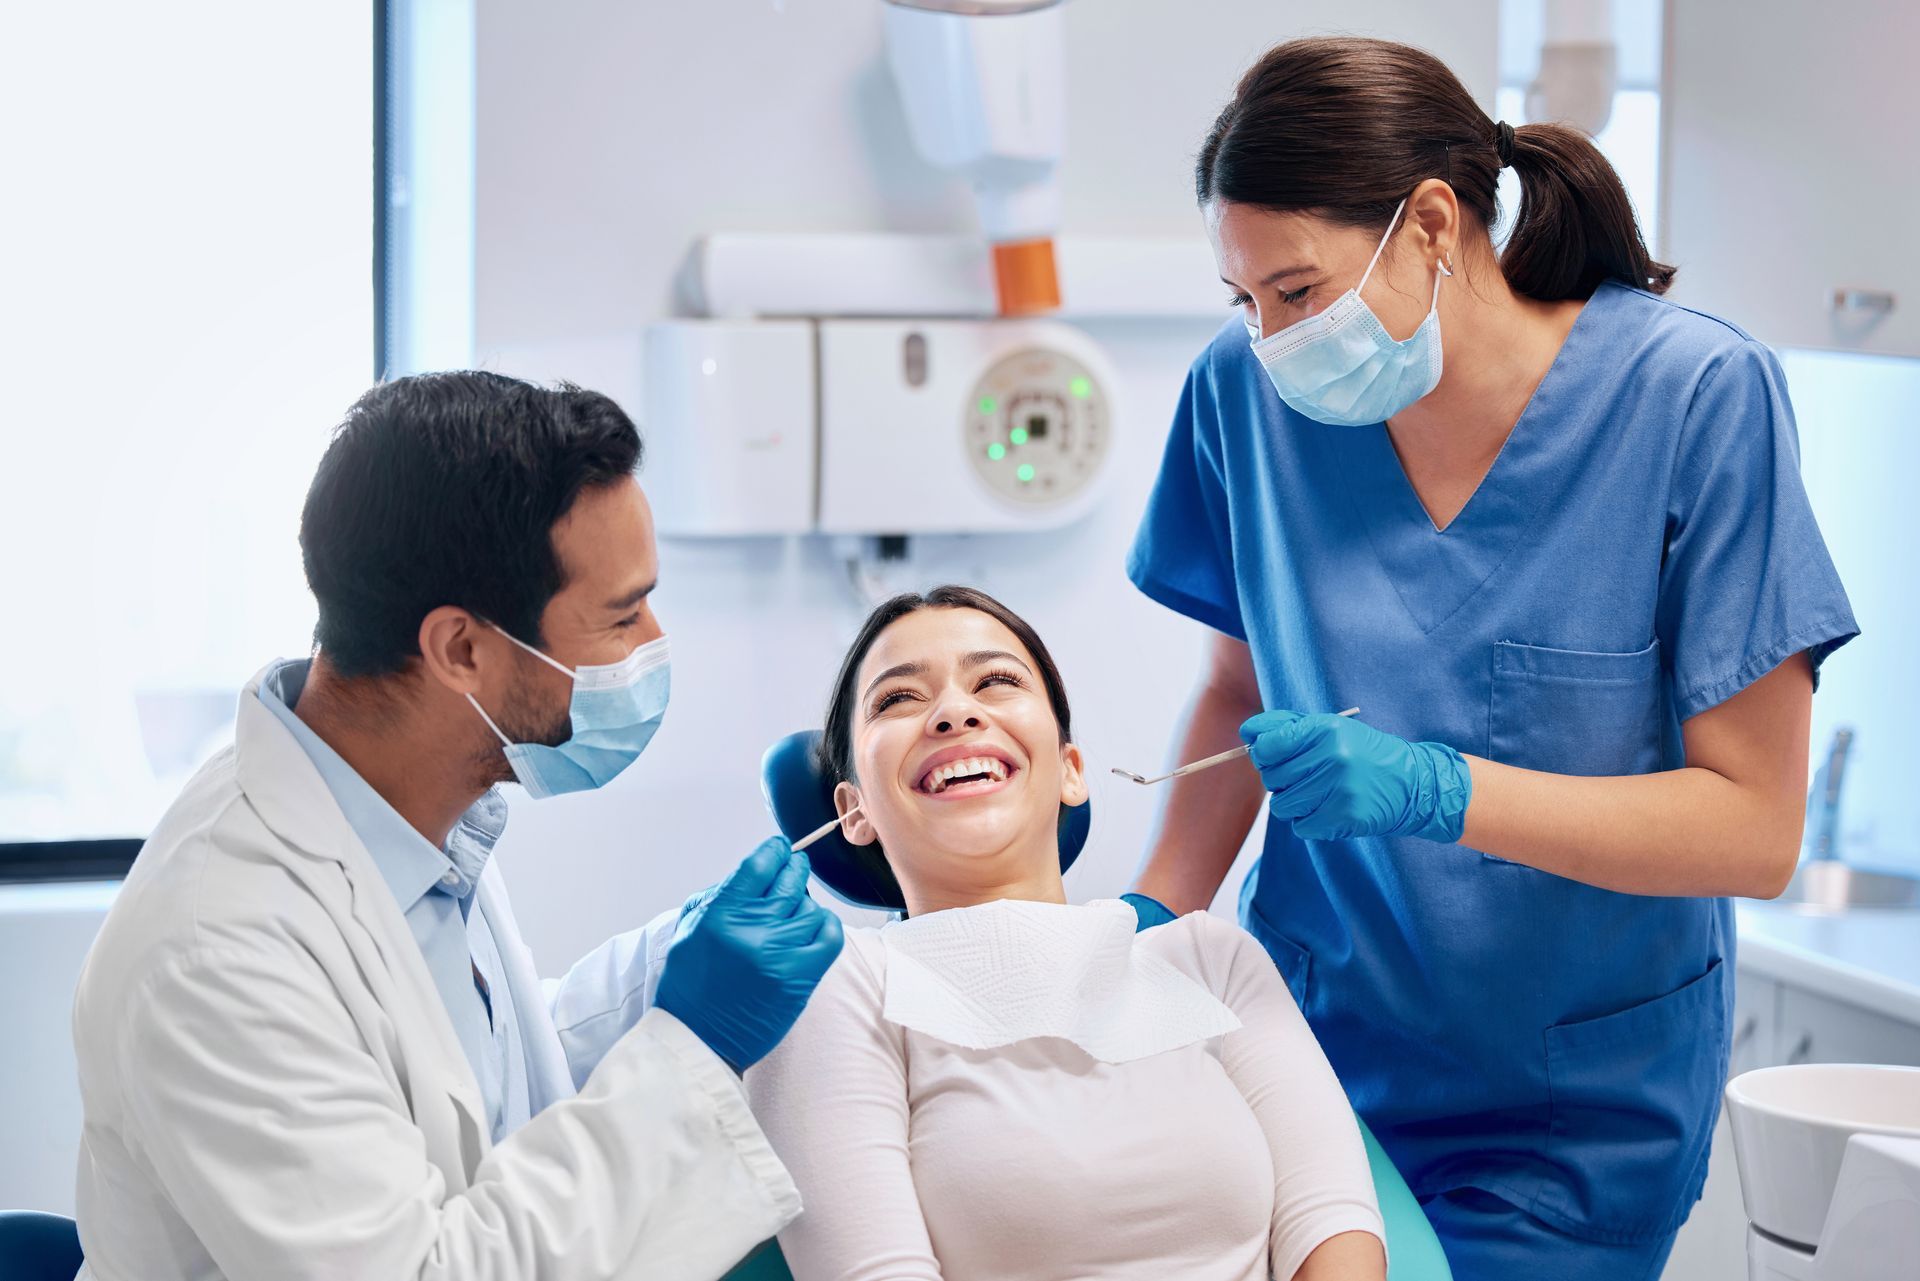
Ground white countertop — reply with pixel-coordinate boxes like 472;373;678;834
1737;901;1920;1026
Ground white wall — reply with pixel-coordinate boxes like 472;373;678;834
1783;350;1920;876
470;0;1499;962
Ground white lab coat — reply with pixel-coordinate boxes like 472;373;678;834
69;667;800;1280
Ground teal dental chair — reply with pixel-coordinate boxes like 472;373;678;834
738;732;1450;1280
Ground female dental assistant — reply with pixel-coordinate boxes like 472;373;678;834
1126;37;1856;1281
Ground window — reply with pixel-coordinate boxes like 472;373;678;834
1495;0;1664;255
0;5;375;871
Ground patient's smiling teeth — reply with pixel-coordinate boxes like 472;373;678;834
918;756;1012;794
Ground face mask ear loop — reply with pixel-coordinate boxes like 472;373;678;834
1355;197;1410;298
488;621;579;680
466;692;514;749
1431;254;1452;309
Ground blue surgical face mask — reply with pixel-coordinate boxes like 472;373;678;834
1245;197;1452;427
467;629;670;800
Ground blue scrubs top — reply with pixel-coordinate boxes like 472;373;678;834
1128;282;1856;1248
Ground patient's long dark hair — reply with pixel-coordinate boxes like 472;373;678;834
820;585;1074;788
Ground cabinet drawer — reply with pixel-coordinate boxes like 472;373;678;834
1730;971;1781;1078
1776;986;1920;1067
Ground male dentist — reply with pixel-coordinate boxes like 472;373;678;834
71;372;842;1280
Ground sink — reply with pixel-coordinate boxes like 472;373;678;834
1726;1063;1920;1250
1773;860;1920;913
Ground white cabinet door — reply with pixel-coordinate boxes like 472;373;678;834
1663;0;1920;356
1776;985;1920;1067
1730;971;1780;1077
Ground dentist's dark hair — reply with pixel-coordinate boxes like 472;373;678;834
300;371;642;678
1195;35;1673;301
821;585;1073;790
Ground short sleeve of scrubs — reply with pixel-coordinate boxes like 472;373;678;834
1657;340;1858;721
1127;359;1247;641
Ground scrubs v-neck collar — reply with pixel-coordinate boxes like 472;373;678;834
1329;283;1612;636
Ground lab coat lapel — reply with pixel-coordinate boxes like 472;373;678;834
231;665;494;1186
475;863;578;1112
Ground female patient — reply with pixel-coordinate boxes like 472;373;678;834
747;586;1386;1281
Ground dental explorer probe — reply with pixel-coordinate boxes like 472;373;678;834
792;805;863;853
1111;708;1361;786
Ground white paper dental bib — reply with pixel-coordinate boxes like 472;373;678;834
879;898;1241;1063
748;905;1387;1280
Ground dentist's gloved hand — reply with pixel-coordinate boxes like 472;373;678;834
1240;710;1472;844
654;837;845;1073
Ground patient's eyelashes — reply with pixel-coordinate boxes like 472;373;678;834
871;686;919;716
869;669;1029;719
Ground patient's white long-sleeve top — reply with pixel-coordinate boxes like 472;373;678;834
747;903;1383;1280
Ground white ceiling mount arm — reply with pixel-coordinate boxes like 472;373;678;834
1526;0;1617;137
882;0;1067;316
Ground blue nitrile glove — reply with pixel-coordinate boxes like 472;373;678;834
1121;891;1177;931
1239;710;1472;844
654;837;845;1072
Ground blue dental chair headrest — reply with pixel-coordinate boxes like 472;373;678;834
761;729;1092;912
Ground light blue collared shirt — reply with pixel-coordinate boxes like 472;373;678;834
259;659;532;1140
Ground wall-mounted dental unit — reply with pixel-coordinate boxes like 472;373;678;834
642;0;1220;544
645;317;1113;538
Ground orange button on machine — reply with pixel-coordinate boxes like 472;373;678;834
990;237;1061;317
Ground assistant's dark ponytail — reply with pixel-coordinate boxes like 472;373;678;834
1501;121;1674;299
1196;37;1674;302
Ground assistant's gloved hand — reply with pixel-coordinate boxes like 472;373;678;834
1120;892;1177;932
1240;710;1472;844
654;837;845;1073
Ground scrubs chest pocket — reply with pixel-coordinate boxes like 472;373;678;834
1489;640;1665;778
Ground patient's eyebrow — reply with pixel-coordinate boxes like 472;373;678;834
863;661;928;702
961;649;1033;674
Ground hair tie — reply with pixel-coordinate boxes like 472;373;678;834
1494;120;1516;168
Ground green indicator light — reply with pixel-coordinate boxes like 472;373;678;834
1009;427;1029;446
977;396;997;415
1069;376;1092;400
1016;464;1036;484
986;442;1006;461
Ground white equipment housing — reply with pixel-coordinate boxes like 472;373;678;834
643;318;1115;537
